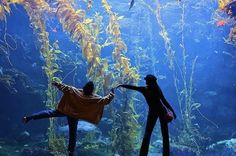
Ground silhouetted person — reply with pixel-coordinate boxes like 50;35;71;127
22;81;115;156
116;74;176;156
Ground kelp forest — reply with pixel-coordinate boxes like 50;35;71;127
0;0;235;156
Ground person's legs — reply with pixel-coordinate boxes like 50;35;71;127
139;110;158;156
160;118;170;156
23;110;65;123
67;116;78;156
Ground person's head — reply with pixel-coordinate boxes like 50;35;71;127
83;81;94;95
144;74;157;87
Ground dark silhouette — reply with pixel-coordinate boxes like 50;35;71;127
116;74;176;156
22;81;115;156
129;0;134;10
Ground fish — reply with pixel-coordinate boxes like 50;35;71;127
222;51;234;58
0;67;3;75
52;27;58;33
31;62;37;68
129;0;181;10
57;120;99;135
101;117;113;124
216;20;226;27
204;91;217;96
129;0;134;10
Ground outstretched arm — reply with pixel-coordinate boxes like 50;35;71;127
52;81;72;93
98;88;115;105
116;84;145;93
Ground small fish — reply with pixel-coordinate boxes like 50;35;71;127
216;20;226;27
129;0;134;10
52;27;58;33
138;47;143;50
0;67;3;75
222;51;234;58
157;75;166;80
101;117;113;124
204;91;217;96
31;62;37;68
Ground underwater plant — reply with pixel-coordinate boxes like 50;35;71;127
0;31;17;67
0;0;12;22
55;0;109;94
1;0;67;154
0;73;15;92
155;1;203;153
141;0;175;70
23;1;66;153
101;0;141;155
218;0;231;10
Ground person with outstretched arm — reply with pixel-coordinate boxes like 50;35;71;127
116;74;176;156
22;81;115;156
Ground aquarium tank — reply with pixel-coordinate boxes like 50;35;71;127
0;0;235;155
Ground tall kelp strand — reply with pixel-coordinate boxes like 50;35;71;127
22;0;66;154
218;0;231;10
140;0;175;70
0;1;10;21
102;0;140;155
0;0;65;154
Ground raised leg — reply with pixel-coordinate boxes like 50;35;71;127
23;110;65;123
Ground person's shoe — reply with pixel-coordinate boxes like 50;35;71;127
22;116;31;124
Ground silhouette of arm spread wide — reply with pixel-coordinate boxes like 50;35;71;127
52;82;72;93
119;84;144;92
98;92;115;105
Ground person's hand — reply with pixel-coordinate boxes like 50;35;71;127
52;81;59;86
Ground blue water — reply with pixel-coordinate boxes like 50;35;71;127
0;0;235;155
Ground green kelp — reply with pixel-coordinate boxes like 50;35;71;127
23;1;65;154
102;0;140;155
0;0;65;154
0;73;16;93
0;0;12;22
56;0;107;93
0;31;17;67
